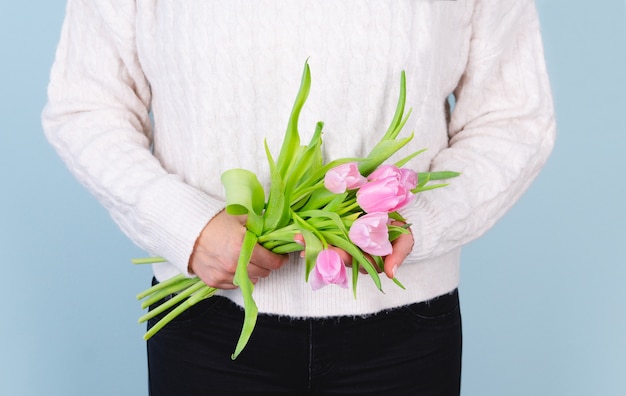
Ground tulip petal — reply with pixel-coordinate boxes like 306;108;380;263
309;265;327;291
349;212;393;256
324;170;347;194
310;249;348;291
324;162;366;194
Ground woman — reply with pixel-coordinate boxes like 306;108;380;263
43;1;555;394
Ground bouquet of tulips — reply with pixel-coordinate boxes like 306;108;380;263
134;61;459;359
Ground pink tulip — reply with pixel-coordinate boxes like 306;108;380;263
310;249;349;291
368;165;418;189
356;165;417;213
324;162;367;194
348;212;392;256
356;177;415;213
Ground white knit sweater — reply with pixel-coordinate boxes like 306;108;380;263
43;0;555;317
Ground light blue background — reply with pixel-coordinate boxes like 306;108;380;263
1;1;624;395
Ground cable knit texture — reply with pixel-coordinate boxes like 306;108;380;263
43;0;555;317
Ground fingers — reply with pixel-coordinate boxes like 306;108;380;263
205;246;284;288
294;224;414;280
189;211;288;289
246;262;271;279
294;234;305;246
383;231;414;279
250;243;288;271
188;250;240;290
193;251;280;289
191;212;414;290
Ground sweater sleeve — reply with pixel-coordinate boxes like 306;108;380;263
400;0;556;261
41;0;224;275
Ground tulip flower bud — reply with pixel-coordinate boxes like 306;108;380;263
356;165;417;213
310;249;349;291
324;162;367;194
348;212;392;256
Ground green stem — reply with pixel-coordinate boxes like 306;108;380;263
270;242;304;255
257;225;300;244
291;210;327;249
132;257;167;265
139;278;200;309
188;286;218;304
142;285;215;341
291;179;325;205
136;274;187;300
334;200;360;217
138;280;208;324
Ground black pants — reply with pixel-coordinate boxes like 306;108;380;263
147;287;462;396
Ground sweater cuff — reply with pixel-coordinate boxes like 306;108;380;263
129;174;224;277
399;198;441;263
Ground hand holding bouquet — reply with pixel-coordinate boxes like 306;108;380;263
134;61;459;359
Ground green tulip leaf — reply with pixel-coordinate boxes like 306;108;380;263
221;168;265;235
293;216;324;280
359;133;414;176
276;61;311;179
263;141;290;232
231;230;260;360
418;171;461;182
